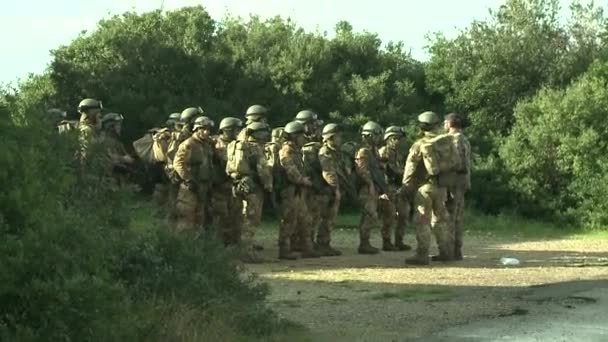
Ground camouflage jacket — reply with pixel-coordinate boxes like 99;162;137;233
173;135;214;184
402;131;437;190
450;131;471;190
378;144;405;188
78;120;98;160
279;141;308;187
355;144;388;194
318;143;341;189
302;141;325;193
227;138;273;191
213;135;233;185
167;126;191;164
152;128;172;163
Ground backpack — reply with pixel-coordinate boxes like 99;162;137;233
420;134;461;184
226;140;254;176
151;128;171;163
132;132;156;164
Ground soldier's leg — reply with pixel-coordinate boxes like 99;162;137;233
175;184;198;237
405;185;432;265
451;188;466;259
278;188;299;260
316;194;342;256
242;189;264;249
378;198;398;251
395;194;412;250
358;187;379;254
296;194;320;258
228;191;243;246
431;185;453;261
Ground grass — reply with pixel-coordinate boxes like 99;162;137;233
370;288;455;302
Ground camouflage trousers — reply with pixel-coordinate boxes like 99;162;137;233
175;183;209;238
378;190;410;241
211;182;243;246
315;192;340;246
447;187;466;253
239;188;264;248
279;186;312;250
413;183;452;257
358;186;379;241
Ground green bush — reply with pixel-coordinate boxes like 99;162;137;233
0;105;285;340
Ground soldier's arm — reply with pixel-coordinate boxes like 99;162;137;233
173;140;193;182
402;143;422;189
318;148;339;188
355;148;373;186
378;146;389;170
255;146;273;190
279;146;307;185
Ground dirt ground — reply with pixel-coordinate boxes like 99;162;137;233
247;228;608;341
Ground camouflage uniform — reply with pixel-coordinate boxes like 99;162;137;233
378;144;411;250
403;131;452;263
301;141;324;247
152;128;172;209
317;142;343;253
355;144;386;253
278;140;317;258
78;118;98;161
212;136;243;245
447;131;471;259
165;126;191;222
173;133;214;236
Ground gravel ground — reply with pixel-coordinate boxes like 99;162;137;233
247;230;608;341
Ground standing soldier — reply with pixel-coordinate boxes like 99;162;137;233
402;111;454;265
316;123;346;256
77;98;103;160
172;116;215;237
152;113;181;210
355;121;390;254
277;121;320;259
226;122;273;263
378;126;412;251
99;113;135;183
444;113;471;260
212;117;244;246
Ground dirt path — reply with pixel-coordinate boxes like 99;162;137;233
248;229;608;341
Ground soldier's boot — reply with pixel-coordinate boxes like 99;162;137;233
315;242;342;257
454;247;463;261
290;236;303;252
300;239;321;258
358;239;380;255
278;241;299;260
405;253;430;265
395;238;413;251
382;238;399;252
431;244;454;262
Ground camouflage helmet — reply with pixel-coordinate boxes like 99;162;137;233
77;98;102;112
192;116;214;131
272;127;285;139
383;125;405;140
295;110;318;123
417;111;440;126
245;104;269;118
246;121;270;132
322;123;341;138
180;107;204;123
360;121;383;136
101;113;124;127
219;117;243;131
166;112;181;126
284;121;306;135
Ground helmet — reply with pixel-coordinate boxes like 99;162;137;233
101;113;124;126
272;127;285;139
166;112;181;126
219;117;243;131
417;111;440;126
192;116;214;131
284;121;306;135
245;104;269;117
322;123;340;138
47;108;67;121
77;98;102;112
361;121;383;136
295;110;318;123
180;107;204;123
383;126;405;140
246;121;270;132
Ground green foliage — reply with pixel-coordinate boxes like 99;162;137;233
500;60;608;228
0;106;285;340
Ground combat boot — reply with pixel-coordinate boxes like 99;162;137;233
382;238;399;252
395;239;413;251
405;254;430;265
315;243;342;256
278;242;299;260
454;248;463;261
431;253;454;262
358;240;380;255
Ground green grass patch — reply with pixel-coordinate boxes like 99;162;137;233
370;288;455;302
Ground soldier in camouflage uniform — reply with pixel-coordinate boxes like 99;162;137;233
378;126;413;251
99;113;135;185
355;121;390;254
444;113;471;260
152;112;181;210
403;111;453;265
237;104;269;142
212;117;244;246
172;116;215;237
277;121;320;260
77;98;103;160
316;123;346;256
226;122;273;263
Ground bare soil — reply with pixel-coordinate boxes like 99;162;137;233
247;229;608;341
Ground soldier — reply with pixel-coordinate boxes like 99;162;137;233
265;127;285;168
226;122;273;263
378;126;412;251
237;104;269;142
316;123;346;256
355;121;390;254
99;113;135;182
212;117;244;246
172;116;215;237
444;113;471;260
402;111;453;265
152;112;181;209
77;98;103;160
277;121;320;260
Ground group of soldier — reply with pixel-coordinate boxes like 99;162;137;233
55;98;471;266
